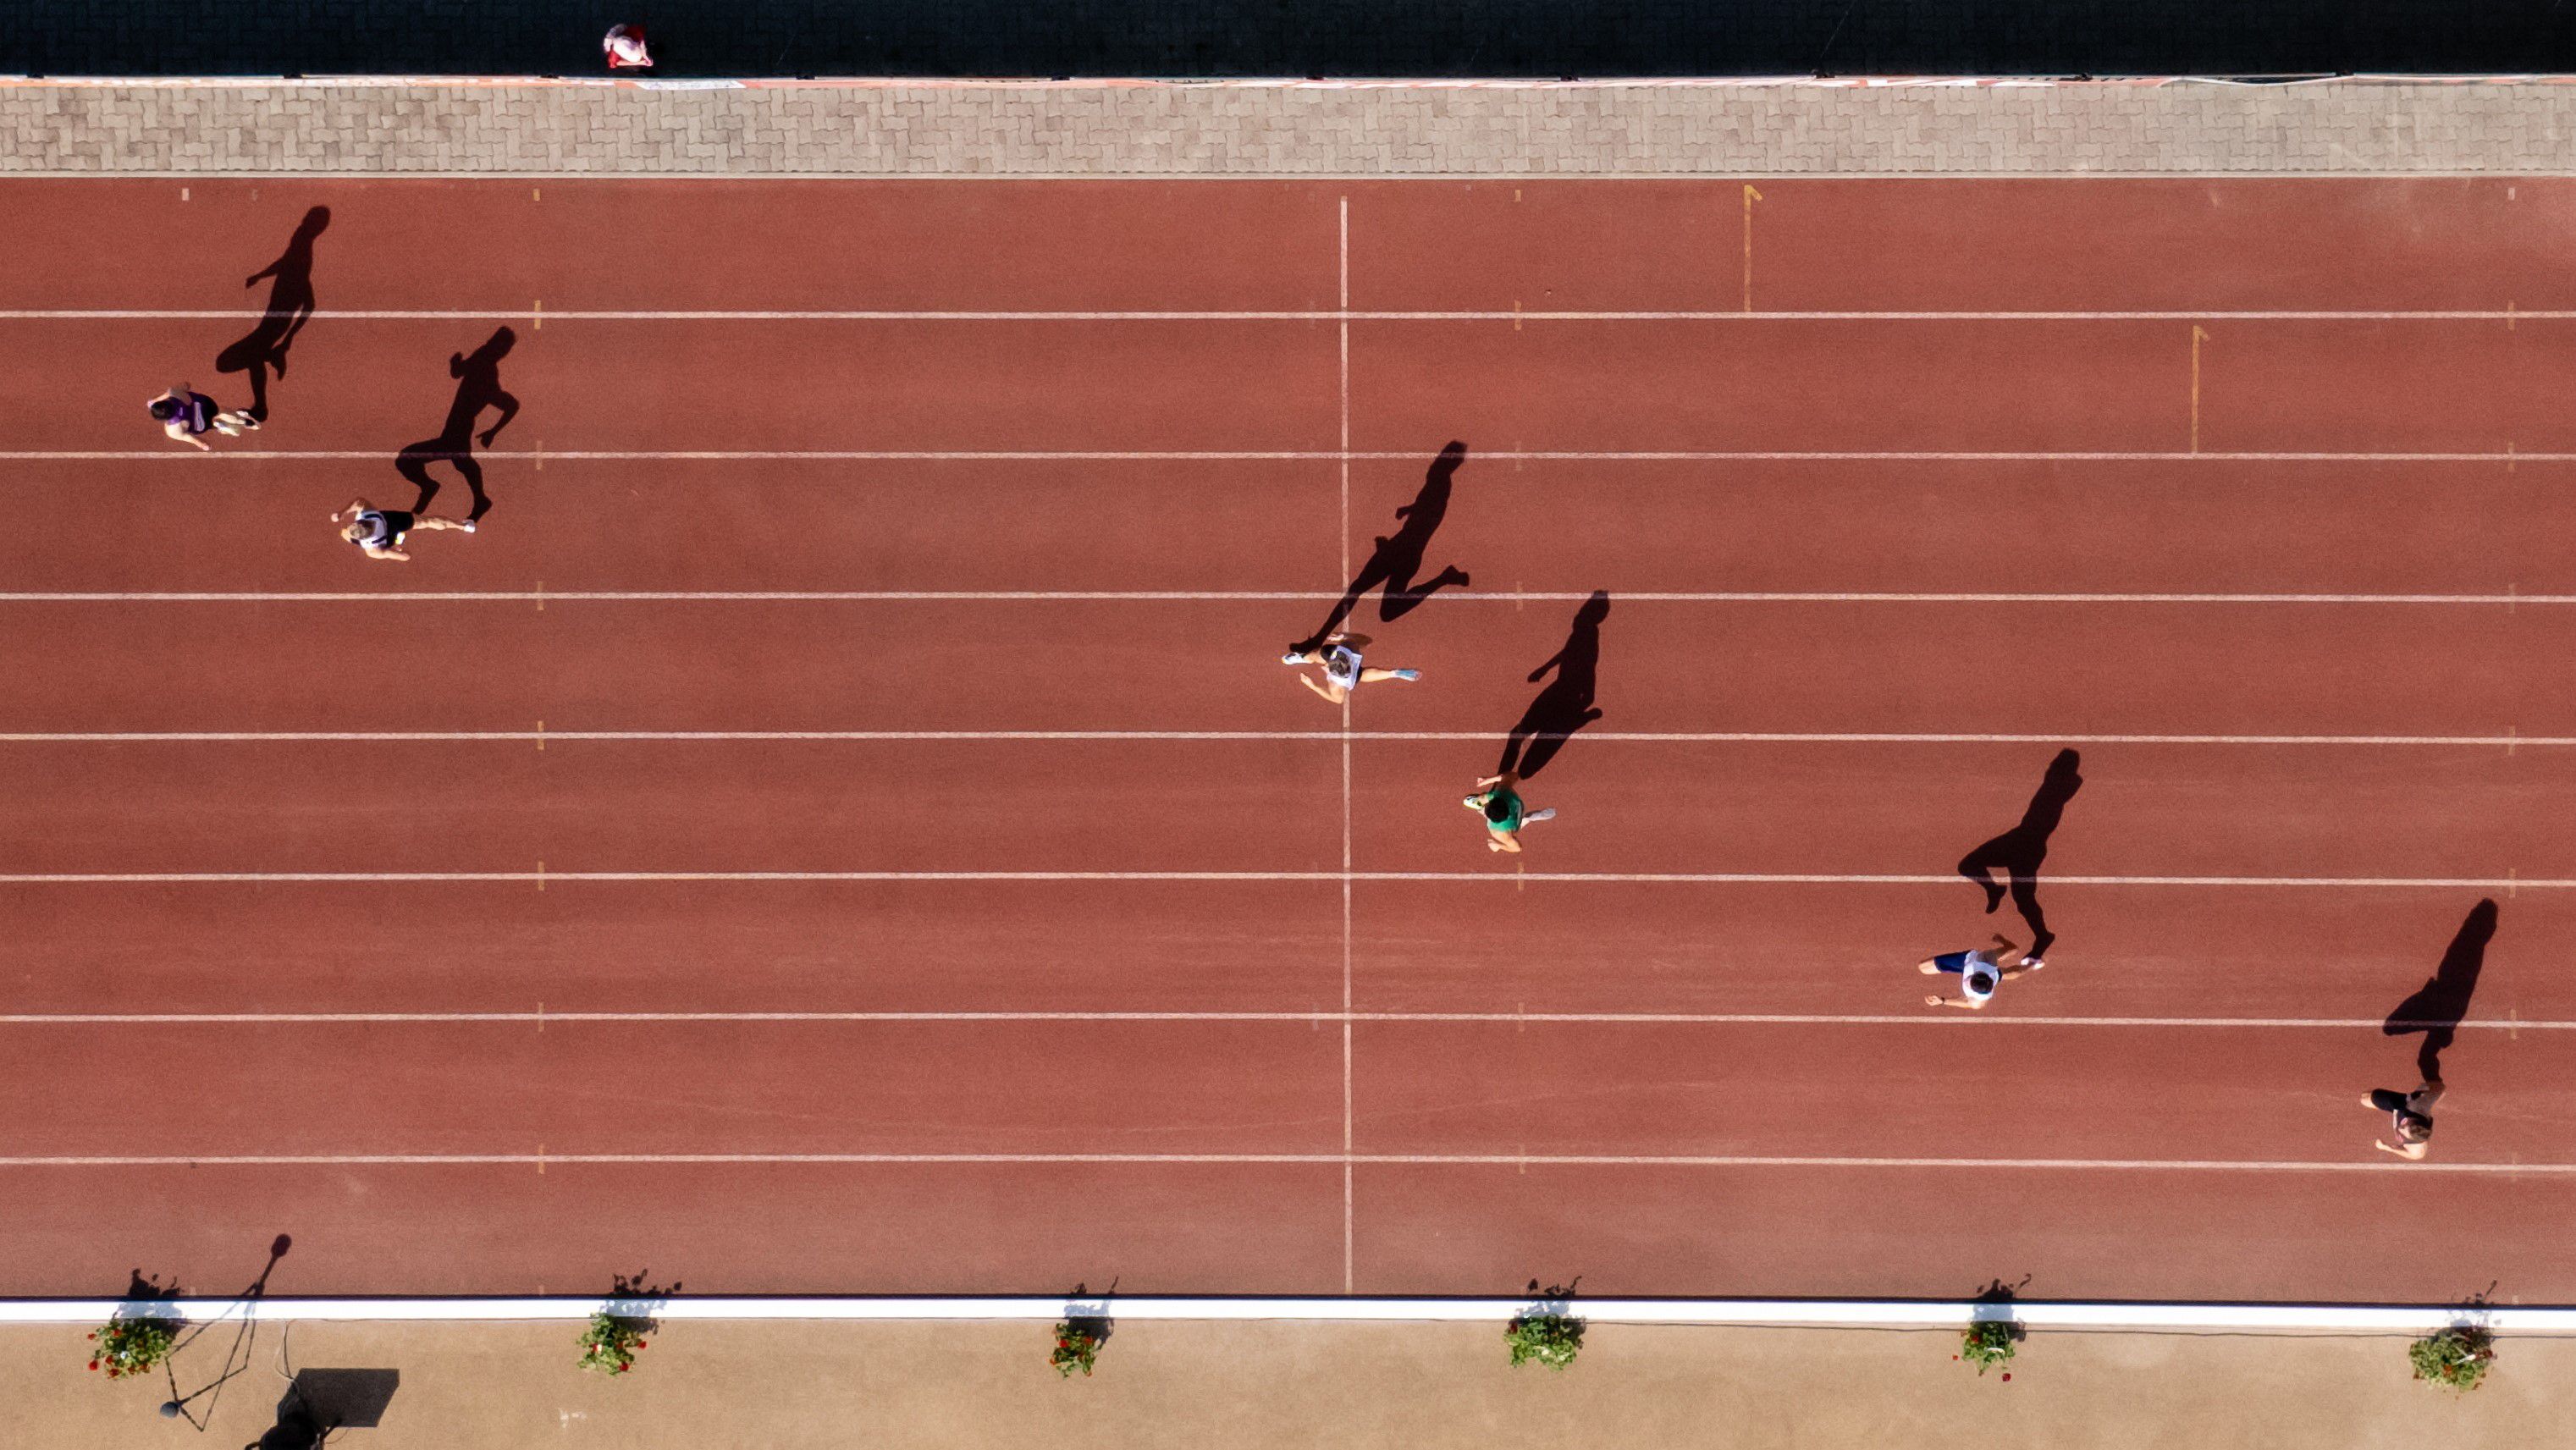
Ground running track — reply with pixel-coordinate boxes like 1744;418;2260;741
4;179;2575;1304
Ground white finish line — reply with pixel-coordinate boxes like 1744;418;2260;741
5;589;2572;605
9;307;2575;323
0;1296;2565;1333
6;448;2576;464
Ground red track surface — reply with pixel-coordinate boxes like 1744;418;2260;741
5;179;2576;1303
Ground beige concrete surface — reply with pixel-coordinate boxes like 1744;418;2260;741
6;1318;2564;1448
4;78;2575;177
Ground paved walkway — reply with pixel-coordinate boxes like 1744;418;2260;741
9;1319;2568;1447
5;78;2574;175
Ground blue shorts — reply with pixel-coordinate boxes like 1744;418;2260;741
1932;951;1972;973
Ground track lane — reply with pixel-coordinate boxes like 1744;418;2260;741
2;738;2563;880
21;179;2576;317
1350;1021;2576;1164
3;599;2563;735
1351;741;2576;880
1354;598;2570;739
0;740;1340;874
0;179;1347;313
3;878;2564;1025
0;879;1344;1016
0;457;1347;594
1329;456;2576;599
0;1019;1347;1158
0;1161;1349;1297
1350;880;2571;1023
1352;317;2576;456
0;316;1340;454
1354;1162;2576;1299
1349;179;2576;315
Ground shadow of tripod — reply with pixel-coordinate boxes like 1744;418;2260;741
154;1234;293;1431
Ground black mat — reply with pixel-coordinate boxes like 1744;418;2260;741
8;1;2576;81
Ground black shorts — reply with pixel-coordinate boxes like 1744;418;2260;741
378;510;416;536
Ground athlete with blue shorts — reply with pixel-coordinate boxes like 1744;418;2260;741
1918;933;2042;1009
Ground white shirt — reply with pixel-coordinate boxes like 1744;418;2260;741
1959;949;2000;1001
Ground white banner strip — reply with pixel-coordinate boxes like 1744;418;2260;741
0;1296;2566;1332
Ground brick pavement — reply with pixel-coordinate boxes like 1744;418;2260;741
3;79;2573;176
11;1319;2573;1450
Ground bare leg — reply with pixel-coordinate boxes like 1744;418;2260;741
1355;668;1415;684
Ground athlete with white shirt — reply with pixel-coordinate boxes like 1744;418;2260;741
1919;933;2044;1009
1282;631;1420;705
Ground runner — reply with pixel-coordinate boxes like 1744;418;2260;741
2364;1078;2443;1160
1282;631;1420;705
1464;770;1556;853
333;495;473;562
146;383;259;451
1918;934;2044;1009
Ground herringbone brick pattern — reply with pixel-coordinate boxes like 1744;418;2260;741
3;80;2572;175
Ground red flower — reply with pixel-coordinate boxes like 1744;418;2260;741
2001;1373;2012;1382
88;1360;99;1370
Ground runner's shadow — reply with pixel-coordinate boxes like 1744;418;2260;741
1955;748;2083;958
398;327;521;522
1498;590;1610;780
2385;898;2497;1082
217;206;328;424
1063;1280;1117;1349
1292;441;1473;653
121;1266;183;1307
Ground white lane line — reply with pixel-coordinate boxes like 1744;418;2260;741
1;1295;2565;1332
3;1296;2570;1332
0;1150;2561;1173
5;589;2572;605
4;448;2574;464
0;1011;2561;1030
1;731;2558;747
1337;191;1357;1298
1;872;2568;888
10;307;2576;323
